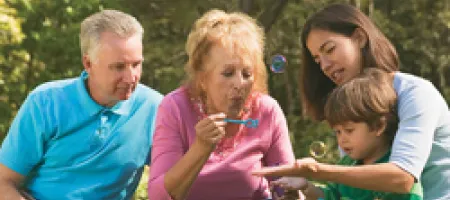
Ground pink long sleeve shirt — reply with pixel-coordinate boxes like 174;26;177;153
148;87;295;200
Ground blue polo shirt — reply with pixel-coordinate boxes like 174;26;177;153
0;71;163;199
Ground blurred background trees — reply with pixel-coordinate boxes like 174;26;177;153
1;0;449;198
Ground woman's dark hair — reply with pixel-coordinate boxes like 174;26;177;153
300;3;399;120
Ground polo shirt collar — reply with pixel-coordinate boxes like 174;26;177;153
76;70;133;117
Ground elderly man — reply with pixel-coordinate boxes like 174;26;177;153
0;9;162;199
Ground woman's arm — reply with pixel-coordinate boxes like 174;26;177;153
163;115;226;200
253;158;414;193
314;162;414;193
389;77;446;182
163;140;216;200
147;96;226;200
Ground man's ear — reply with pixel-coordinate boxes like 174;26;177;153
82;54;92;72
352;28;368;48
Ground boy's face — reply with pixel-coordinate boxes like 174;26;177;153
333;121;387;164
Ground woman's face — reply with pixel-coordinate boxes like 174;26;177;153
306;28;365;85
201;44;255;118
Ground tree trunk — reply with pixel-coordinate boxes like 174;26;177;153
378;0;393;19
445;67;450;87
349;0;361;9
367;0;374;18
257;0;288;33
239;0;253;14
283;67;294;115
25;53;33;93
427;0;444;92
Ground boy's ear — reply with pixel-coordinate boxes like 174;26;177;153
352;28;368;49
375;117;387;137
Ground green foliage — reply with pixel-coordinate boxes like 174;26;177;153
133;166;149;200
288;115;340;164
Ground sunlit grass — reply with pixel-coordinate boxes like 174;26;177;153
133;165;149;200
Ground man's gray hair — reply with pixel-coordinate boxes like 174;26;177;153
80;9;143;61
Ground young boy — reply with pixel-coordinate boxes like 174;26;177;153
272;68;423;200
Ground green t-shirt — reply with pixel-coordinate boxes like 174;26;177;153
320;151;423;200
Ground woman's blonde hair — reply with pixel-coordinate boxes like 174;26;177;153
184;9;268;98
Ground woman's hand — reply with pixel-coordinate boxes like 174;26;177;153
194;113;227;148
253;158;319;178
271;177;307;200
272;177;309;191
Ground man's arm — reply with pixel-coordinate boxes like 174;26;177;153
0;164;30;200
0;93;44;200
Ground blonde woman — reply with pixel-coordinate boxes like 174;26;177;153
148;9;295;200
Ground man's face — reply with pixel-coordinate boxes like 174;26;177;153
83;32;143;107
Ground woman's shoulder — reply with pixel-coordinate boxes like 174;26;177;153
160;86;191;108
162;86;188;99
394;72;433;89
255;93;280;107
256;92;275;101
393;72;448;113
253;93;284;115
393;72;437;95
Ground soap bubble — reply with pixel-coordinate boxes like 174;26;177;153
270;55;287;73
309;141;327;158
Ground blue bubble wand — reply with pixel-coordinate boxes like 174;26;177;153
224;118;259;128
